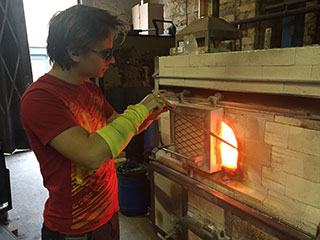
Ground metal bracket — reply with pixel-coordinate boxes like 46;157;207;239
176;90;190;104
208;93;223;107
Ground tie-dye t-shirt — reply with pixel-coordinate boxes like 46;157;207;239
20;74;118;234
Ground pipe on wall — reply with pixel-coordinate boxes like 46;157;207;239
231;5;320;26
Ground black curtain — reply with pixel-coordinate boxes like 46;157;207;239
0;0;33;153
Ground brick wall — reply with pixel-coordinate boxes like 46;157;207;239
158;46;320;97
158;106;320;236
157;46;320;236
82;0;318;48
304;0;318;45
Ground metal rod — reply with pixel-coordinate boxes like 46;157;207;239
161;147;195;162
164;105;238;149
154;74;320;84
231;5;320;25
265;0;311;11
219;100;308;116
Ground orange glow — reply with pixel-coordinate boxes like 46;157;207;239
220;122;238;169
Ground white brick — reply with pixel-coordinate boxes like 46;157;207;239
169;66;225;78
271;146;286;166
263;190;307;228
159;67;176;76
275;117;320;132
224;66;262;79
160;111;170;120
288;66;312;80
159;78;185;87
272;146;320;183
264;122;289;147
246;48;295;66
189;54;216;67
161;133;171;145
311;66;320;80
274;116;302;127
191;66;225;78
213;51;249;66
159;115;171;135
284;83;320;97
160;55;190;67
185;79;216;89
245;161;263;190
262;166;287;184
295;46;320;66
262;177;285;194
185;80;284;94
286;174;320;208
262;66;312;81
245;140;272;168
302;206;320;235
288;126;320;157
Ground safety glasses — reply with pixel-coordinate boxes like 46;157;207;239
89;48;114;62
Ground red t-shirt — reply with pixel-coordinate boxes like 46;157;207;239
20;74;119;234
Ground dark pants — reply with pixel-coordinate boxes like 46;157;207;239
42;212;119;240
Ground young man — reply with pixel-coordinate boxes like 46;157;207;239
20;5;171;240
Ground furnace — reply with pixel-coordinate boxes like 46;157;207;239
149;46;320;240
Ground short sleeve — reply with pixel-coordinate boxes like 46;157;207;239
21;89;78;146
85;80;114;120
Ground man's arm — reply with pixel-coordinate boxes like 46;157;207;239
50;126;113;170
49;91;168;170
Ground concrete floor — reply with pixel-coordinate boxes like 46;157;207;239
4;151;157;240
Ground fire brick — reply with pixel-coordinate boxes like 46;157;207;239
189;54;216;67
288;126;320;157
271;146;320;183
224;66;263;79
262;177;285;195
295;46;320;66
274;116;302;127
262;166;287;184
302;206;320;235
275;116;320;131
264;190;307;229
285;174;320;209
311;66;320;80
262;66;312;81
284;83;320;97
264;122;289;148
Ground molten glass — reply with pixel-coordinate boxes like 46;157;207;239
220;122;238;169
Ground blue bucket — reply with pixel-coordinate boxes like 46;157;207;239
144;121;159;160
117;173;150;217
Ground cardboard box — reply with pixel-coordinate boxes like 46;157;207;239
132;3;164;35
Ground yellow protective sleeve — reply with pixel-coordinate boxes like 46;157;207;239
95;104;149;159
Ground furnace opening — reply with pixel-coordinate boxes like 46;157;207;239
219;122;238;170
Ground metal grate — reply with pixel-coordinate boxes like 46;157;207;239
174;114;206;159
0;0;22;116
0;0;32;152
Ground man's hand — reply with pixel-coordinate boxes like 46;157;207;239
140;90;175;119
135;90;175;134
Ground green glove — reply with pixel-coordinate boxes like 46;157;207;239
96;104;149;159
